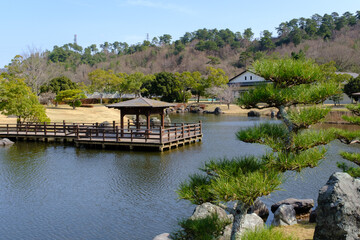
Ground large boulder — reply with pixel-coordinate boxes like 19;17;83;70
247;199;269;222
271;204;297;226
314;172;360;240
190;202;229;222
0;138;14;146
271;198;314;215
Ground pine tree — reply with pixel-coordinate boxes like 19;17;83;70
177;58;340;240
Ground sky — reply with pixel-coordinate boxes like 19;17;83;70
0;0;359;68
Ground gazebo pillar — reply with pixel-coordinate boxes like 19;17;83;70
160;111;165;128
120;111;125;137
136;113;140;130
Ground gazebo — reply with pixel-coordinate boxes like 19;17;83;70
107;97;175;131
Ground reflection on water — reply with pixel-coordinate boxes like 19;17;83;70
0;114;358;239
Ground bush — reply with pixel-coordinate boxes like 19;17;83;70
170;213;231;240
241;227;297;240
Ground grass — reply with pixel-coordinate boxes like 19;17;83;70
0;104;125;124
276;222;316;240
241;222;315;240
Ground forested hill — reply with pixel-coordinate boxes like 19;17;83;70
6;10;360;84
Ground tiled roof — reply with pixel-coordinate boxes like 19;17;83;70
107;97;175;108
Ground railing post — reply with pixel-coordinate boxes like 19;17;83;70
103;128;105;142
35;122;37;135
76;125;79;140
116;126;119;142
131;129;133;142
63;120;66;134
199;120;202;134
54;123;56;136
182;123;184;139
44;122;47;136
113;121;116;131
168;128;170;141
96;122;99;137
6;124;9;135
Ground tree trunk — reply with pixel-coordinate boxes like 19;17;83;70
197;94;200;103
230;202;250;240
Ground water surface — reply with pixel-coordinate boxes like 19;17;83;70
0;114;358;239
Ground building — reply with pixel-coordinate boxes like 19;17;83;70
227;70;268;98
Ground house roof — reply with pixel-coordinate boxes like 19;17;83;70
228;70;249;83
107;97;175;109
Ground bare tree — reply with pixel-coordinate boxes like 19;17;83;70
218;85;236;109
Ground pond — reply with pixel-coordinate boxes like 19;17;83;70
0;114;358;239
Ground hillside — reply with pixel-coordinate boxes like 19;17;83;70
5;10;360;85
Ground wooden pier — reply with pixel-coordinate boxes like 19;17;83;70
0;121;202;151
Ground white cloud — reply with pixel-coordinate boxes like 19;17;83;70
125;0;195;15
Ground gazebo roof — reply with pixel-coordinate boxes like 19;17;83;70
107;97;175;109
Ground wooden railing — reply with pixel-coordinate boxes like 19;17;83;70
0;121;202;144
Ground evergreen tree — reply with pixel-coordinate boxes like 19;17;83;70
177;58;340;240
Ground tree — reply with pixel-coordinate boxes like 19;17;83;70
259;30;275;51
40;76;78;94
175;71;197;103
143;72;182;102
55;89;86;109
88;69;120;104
243;28;254;41
0;73;50;123
159;34;172;45
344;76;360;102
177;58;340;239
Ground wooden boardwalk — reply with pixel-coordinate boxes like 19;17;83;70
0;121;202;151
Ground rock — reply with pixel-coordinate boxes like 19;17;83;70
214;107;222;115
242;213;264;231
190;202;229;222
0;138;14;146
248;111;260;117
247;199;269;222
218;213;264;240
314;172;360;240
271;198;314;215
309;208;317;223
271;204;297;226
153;233;171;240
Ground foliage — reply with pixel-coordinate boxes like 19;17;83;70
142;72;182;102
344;76;360;101
40;76;78;94
333;103;360;177
170;213;231;240
177;156;282;205
0;74;50;123
55;89;86;109
241;227;298;240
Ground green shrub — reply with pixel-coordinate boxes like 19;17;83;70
170;213;231;240
241;227;298;240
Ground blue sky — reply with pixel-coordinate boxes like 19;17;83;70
0;0;359;68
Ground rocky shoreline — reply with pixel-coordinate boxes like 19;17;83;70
154;172;360;240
